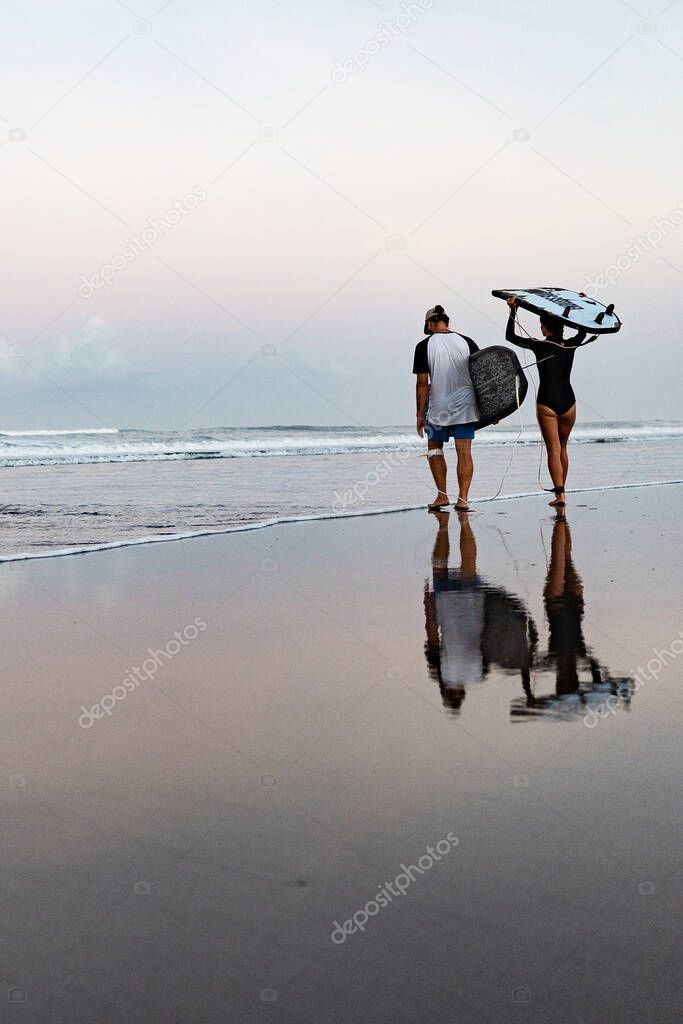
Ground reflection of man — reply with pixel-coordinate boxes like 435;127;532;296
423;511;537;715
424;510;485;713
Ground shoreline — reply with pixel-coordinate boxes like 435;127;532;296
1;477;681;565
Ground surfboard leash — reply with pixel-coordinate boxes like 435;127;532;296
466;374;525;511
517;350;554;491
514;311;598;360
416;376;525;512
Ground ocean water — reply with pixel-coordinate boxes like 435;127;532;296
0;422;681;560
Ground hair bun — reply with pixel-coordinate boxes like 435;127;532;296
434;304;444;314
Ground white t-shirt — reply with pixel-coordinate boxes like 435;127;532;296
435;587;485;686
425;332;480;426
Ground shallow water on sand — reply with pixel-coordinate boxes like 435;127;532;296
0;432;681;559
3;484;681;1021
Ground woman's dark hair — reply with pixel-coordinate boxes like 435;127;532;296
539;312;564;339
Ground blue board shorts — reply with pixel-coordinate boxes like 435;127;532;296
427;422;476;442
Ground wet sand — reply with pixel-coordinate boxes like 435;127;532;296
1;483;681;1023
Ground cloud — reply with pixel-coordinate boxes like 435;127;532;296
3;317;149;390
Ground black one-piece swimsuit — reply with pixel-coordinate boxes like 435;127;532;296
506;314;587;416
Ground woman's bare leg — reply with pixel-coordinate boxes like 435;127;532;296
558;404;576;486
536;404;565;505
458;511;477;575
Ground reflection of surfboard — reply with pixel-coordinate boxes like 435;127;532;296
469;346;528;429
492;287;621;334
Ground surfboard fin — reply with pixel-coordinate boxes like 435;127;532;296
594;303;615;325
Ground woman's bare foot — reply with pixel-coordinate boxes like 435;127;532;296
428;490;450;510
549;487;565;507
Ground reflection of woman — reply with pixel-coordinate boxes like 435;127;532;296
510;514;633;719
423;511;537;714
505;297;590;508
542;515;596;694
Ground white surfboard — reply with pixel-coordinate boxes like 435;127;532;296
492;287;621;334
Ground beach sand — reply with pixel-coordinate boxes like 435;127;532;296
2;483;681;1023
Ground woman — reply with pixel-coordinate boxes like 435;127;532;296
505;297;588;507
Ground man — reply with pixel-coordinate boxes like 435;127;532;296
413;304;480;511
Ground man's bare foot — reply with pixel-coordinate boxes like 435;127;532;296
455;497;471;512
428;490;450;510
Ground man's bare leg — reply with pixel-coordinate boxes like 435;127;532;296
427;440;448;508
454;439;474;510
431;508;451;565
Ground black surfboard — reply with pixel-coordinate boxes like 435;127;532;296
469;346;528;429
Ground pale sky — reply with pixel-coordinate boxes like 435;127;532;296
1;0;682;429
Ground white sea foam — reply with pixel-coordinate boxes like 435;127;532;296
0;428;119;437
0;423;680;467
